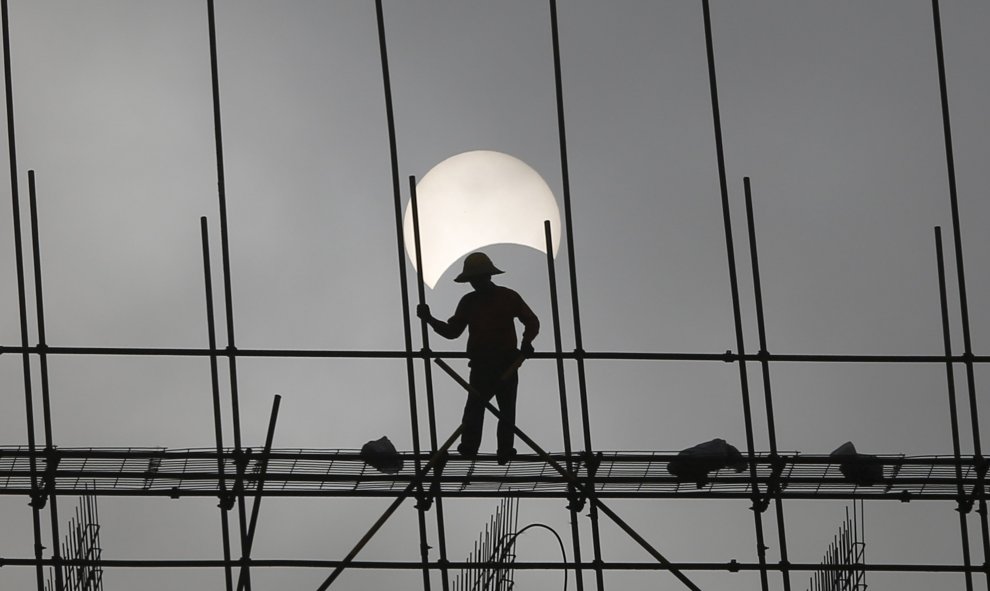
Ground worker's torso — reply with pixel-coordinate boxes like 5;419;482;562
457;286;522;364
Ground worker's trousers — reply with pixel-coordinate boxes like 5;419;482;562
458;361;518;456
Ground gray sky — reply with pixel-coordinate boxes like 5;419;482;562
1;1;988;589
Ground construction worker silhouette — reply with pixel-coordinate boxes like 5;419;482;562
418;252;539;464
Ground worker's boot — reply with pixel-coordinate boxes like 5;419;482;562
496;448;517;465
456;443;478;459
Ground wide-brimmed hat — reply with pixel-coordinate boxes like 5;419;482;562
454;252;504;282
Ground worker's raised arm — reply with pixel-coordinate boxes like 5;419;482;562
417;303;467;340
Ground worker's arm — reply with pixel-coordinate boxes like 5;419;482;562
417;304;467;340
516;295;539;356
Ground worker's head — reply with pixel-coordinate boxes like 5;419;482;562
454;252;503;286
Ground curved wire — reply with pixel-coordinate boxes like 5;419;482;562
493;522;568;591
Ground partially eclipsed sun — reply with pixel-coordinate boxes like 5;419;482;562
403;150;562;288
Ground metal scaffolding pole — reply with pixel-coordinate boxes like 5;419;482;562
201;217;236;591
409;175;452;591
374;1;434;588
743;178;792;591
545;219;586;591
28;171;65;591
0;2;988;588
547;2;606;588
701;2;770;589
3;343;990;365
6;555;989;574
2;1;46;587
204;2;252;589
935;227;975;591
236;395;282;591
929;1;990;583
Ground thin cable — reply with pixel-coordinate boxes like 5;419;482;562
500;524;568;591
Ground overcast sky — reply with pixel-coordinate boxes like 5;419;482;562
1;1;989;590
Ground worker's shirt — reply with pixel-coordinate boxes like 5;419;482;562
441;285;539;366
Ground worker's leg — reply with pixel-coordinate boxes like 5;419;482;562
495;373;519;459
460;367;494;456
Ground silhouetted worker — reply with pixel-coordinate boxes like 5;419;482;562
417;252;539;464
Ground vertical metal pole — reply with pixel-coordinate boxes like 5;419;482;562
205;2;252;588
201;217;235;591
27;171;65;591
547;2;605;587
860;498;867;574
2;1;45;586
485;519;491;565
409;175;451;591
236;394;281;591
473;541;478;590
701;3;770;590
67;512;76;591
495;502;503;591
930;1;990;581
544;219;585;591
743;178;792;591
374;1;434;587
511;497;519;585
60;539;67;590
842;515;850;589
934;227;974;591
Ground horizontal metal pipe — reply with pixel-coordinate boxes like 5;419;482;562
0;558;980;573
0;470;976;487
1;345;987;364
0;448;979;465
0;488;970;501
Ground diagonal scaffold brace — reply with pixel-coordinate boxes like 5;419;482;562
314;418;465;590
433;359;701;591
315;359;702;591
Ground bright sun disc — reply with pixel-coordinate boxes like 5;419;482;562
403;150;562;288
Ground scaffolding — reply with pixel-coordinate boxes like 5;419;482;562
1;1;988;590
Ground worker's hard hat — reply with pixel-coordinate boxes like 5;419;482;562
454;252;504;283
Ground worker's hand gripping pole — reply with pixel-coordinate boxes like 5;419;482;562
499;354;527;382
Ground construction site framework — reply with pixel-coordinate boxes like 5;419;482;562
1;1;988;590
